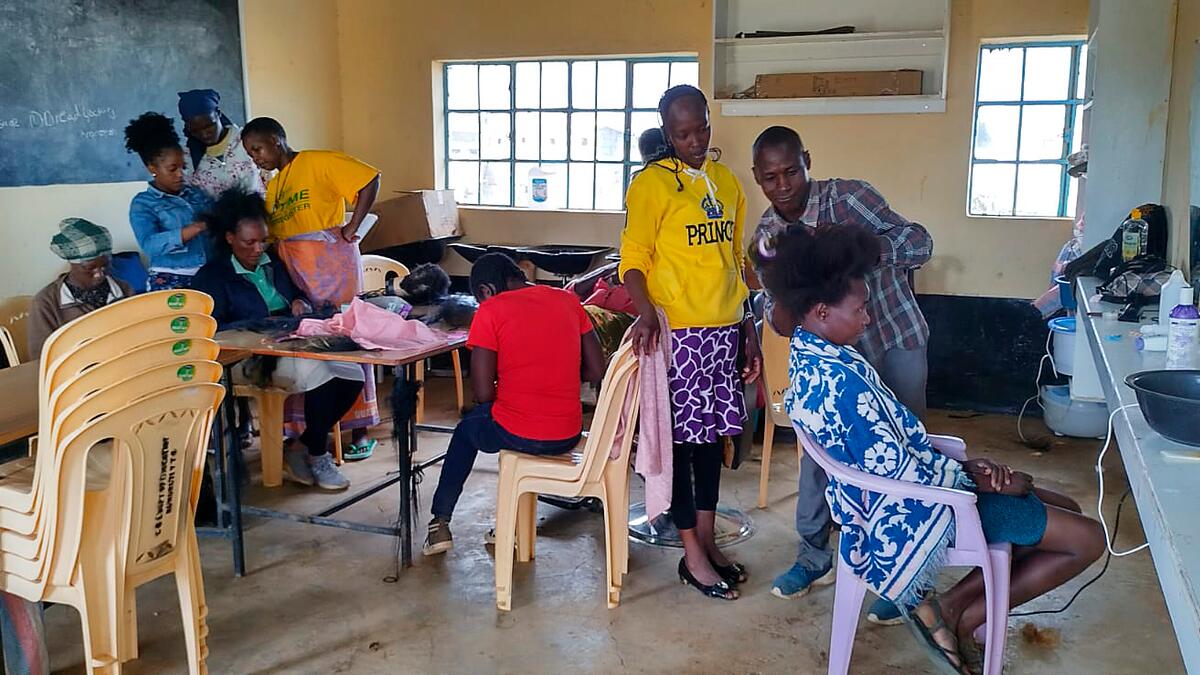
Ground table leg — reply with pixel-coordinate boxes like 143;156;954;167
223;372;246;577
398;363;414;568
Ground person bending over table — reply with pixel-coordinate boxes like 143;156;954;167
424;253;605;556
178;88;265;199
241;116;381;460
28;218;133;358
760;222;1103;675
192;187;362;491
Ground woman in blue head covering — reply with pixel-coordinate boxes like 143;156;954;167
178;88;264;199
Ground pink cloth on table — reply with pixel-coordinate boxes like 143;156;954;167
296;297;443;350
583;278;636;315
631;308;673;520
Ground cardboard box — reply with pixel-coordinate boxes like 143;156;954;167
754;70;923;98
360;189;461;252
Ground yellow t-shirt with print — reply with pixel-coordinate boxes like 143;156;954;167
618;158;748;329
264;150;380;240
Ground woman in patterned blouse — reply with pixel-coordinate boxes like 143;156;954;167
760;223;1104;674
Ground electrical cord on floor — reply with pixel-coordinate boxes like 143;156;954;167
1094;403;1148;557
1016;331;1056;448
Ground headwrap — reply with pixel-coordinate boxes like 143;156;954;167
177;89;220;120
50;218;112;263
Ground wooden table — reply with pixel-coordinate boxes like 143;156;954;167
0;362;38;446
215;329;467;569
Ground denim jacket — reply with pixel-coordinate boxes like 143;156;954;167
128;182;214;271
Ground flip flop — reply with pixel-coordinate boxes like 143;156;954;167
958;637;985;675
906;597;969;675
344;438;377;461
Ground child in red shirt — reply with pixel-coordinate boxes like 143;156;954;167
425;253;605;555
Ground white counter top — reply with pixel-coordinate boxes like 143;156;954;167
1078;278;1200;672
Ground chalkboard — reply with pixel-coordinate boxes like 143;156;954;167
0;0;246;187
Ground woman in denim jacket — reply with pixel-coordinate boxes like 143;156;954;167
124;112;213;290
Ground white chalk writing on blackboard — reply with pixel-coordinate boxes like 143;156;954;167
0;119;19;130
79;128;115;139
27;104;116;129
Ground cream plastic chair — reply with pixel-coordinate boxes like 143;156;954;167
0;383;224;675
757;321;803;509
0;325;19;367
494;343;639;611
361;254;465;420
232;385;344;486
0;295;33;365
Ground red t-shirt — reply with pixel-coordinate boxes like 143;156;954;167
467;285;594;441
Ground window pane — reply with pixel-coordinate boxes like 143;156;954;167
977;47;1023;102
671;61;700;88
633;62;670;108
448;161;479;204
540;112;567;160
596;112;625;161
629;111;659;163
532;164;567;209
479;65;511;110
515;62;540;108
1066;175;1079;218
969;163;1015;216
1070;106;1083;154
570;112;595;161
541;61;568;108
1076;45;1088;99
973;106;1018;160
1015;164;1063;217
572;61;597;109
515;112;539;160
480;162;512;206
597;61;627;109
569;162;595;209
1018;104;1066;160
447;112;479;160
480;112;511;160
446;64;478;109
514;162;538;207
1023;47;1072;101
595;163;624;210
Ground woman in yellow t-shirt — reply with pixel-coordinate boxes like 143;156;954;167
620;85;762;601
241;116;382;456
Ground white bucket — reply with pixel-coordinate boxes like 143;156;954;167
1048;317;1076;376
1041;384;1107;438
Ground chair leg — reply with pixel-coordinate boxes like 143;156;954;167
516;492;537;562
983;549;1011;675
256;392;285;488
494;471;519;611
827;561;868;675
758;422;776;508
599;492;620;609
332;422;343;465
118;588;138;662
415;361;426;424
175;525;208;675
451;349;465;416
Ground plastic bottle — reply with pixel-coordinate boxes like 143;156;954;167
1165;286;1199;369
1121;208;1149;262
1159;269;1187;329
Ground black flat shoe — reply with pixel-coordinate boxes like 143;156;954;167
678;558;738;600
709;556;748;585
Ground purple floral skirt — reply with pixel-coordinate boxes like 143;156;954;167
668;326;745;444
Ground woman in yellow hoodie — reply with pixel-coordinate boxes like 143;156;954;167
620;85;762;601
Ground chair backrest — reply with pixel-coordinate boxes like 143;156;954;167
0;295;32;365
578;342;640;483
0;326;19;367
760;321;792;427
361;254;410;293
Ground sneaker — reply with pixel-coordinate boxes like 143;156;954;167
282;446;315;487
424;517;453;556
866;597;906;626
483;528;496;545
308;453;350;491
770;561;836;599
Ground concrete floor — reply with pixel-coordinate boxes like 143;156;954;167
45;380;1186;674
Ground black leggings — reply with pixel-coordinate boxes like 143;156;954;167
299;377;364;456
670;442;722;530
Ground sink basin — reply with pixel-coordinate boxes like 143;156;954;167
450;243;612;278
448;242;490;264
371;235;461;268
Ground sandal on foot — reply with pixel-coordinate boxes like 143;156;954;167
958;637;984;675
906;596;969;675
678;558;738;601
708;556;748;585
344;438;377;461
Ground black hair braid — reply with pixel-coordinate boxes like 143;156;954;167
206;186;270;253
654;84;721;192
760;224;882;320
123;112;181;164
469;252;525;297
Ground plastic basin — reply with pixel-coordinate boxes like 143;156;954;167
1125;370;1200;447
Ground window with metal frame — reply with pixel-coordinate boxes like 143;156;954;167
440;56;700;210
968;40;1087;218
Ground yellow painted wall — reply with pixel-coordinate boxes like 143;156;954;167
336;0;1088;298
1163;0;1198;275
0;0;343;297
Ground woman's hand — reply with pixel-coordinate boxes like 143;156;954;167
963;458;1031;495
629;310;662;356
340;223;360;243
181;220;208;243
740;318;762;384
290;298;312;317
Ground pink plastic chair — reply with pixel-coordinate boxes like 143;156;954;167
796;427;1012;675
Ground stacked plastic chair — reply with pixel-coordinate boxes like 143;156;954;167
0;290;225;674
494;342;640;611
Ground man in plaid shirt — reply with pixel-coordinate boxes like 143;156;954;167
749;126;934;621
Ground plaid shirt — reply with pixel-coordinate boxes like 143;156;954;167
755;179;932;363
